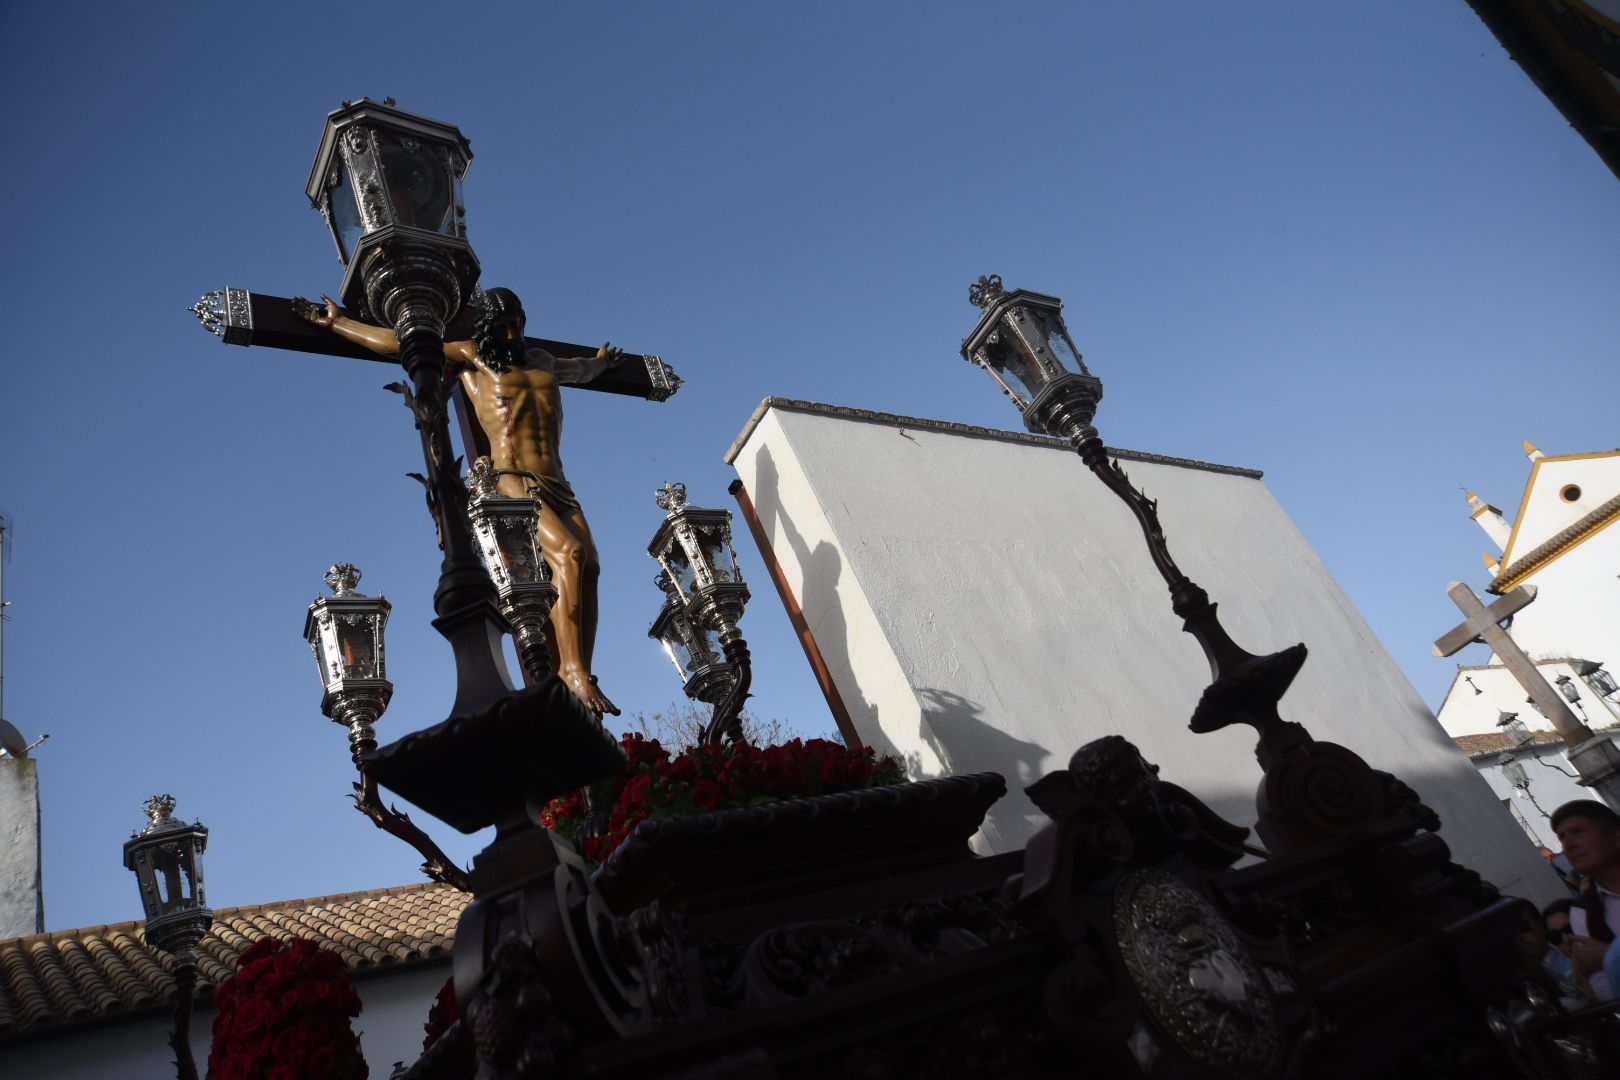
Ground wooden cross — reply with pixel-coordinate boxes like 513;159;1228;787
1432;581;1593;748
189;286;682;456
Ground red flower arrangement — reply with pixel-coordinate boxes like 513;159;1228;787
542;734;907;866
422;975;458;1051
207;936;367;1080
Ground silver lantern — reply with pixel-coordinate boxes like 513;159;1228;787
123;795;212;965
304;563;393;762
305;97;478;315
648;571;733;704
466;457;558;681
961;273;1103;439
647;482;750;639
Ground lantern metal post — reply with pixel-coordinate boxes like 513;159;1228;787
466;457;558;683
305;98;514;724
123;795;212;1080
647;483;753;744
960;275;1343;831
305;563;469;891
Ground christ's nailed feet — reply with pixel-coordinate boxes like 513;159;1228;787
562;667;620;717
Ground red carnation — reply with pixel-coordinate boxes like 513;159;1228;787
691;780;723;810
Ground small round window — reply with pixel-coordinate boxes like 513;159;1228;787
1561;484;1582;503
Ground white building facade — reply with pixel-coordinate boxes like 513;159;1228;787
1437;443;1620;824
726;398;1563;905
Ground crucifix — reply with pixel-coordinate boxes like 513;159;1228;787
191;282;680;717
1434;580;1620;808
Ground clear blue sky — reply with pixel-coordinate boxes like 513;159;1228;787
2;3;1615;931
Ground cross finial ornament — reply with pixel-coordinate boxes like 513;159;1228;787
141;794;176;830
655;482;688;513
325;563;362;596
968;274;1004;309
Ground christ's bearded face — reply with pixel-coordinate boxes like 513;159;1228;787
478;309;526;370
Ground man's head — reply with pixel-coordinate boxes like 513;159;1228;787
474;287;527;369
1551;800;1620;881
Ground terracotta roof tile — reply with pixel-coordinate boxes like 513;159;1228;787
0;881;466;1043
1452;731;1567;757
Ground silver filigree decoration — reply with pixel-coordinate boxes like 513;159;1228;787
643;355;683;401
655;482;688;513
466;456;499;499
142;794;176;830
189;287;253;345
1113;867;1281;1077
968;273;1004;309
325;563;363;596
191;291;225;336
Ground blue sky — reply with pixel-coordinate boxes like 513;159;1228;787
1;3;1616;931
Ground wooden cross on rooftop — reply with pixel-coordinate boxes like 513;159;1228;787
1432;580;1593;748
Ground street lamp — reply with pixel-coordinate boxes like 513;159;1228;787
304;564;468;891
1501;756;1531;792
466;457;558;682
1496;710;1533;749
647;483;753;744
1577;660;1620;700
123;795;211;1080
306;98;513;724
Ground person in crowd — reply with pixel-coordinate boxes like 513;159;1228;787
1539;844;1580;893
1551;799;1620;1002
1515;899;1587;1011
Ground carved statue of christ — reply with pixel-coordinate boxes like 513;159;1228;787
295;287;621;716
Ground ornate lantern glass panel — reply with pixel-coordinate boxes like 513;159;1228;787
647;484;750;632
1497;710;1532;748
1556;673;1582;705
122;795;212;958
648;574;732;704
305;98;476;310
467;461;553;599
961;275;1102;436
303;563;393;719
1501;757;1530;791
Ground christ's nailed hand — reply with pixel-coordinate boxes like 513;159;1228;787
292;295;340;328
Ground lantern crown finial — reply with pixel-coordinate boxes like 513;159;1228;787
325;563;362;596
468;456;499;499
968;274;1004;309
141;794;176;831
655;482;688;513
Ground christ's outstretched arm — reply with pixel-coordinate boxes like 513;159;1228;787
550;342;622;385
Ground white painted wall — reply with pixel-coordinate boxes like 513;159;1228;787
728;400;1563;905
0;757;42;939
1437;661;1620;739
1499;528;1620;670
1470;742;1591;853
0;962;449;1079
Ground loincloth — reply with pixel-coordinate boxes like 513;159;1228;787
497;469;581;515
